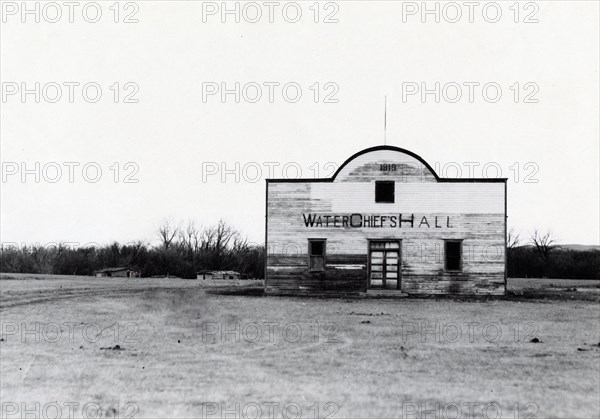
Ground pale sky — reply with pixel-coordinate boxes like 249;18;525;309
1;1;599;247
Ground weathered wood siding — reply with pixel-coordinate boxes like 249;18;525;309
265;147;506;296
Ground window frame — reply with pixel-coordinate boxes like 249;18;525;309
308;238;327;272
375;181;395;203
444;239;463;272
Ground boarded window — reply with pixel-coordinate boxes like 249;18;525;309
375;181;395;203
309;239;326;271
445;240;462;271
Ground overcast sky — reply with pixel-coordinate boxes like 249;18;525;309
1;1;598;247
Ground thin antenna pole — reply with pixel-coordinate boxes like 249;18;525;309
384;96;387;145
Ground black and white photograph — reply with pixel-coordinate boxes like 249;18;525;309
1;1;599;418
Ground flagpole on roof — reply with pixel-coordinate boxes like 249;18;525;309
384;95;387;145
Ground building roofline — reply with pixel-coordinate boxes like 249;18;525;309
265;145;508;183
96;267;129;272
331;145;440;180
266;178;508;183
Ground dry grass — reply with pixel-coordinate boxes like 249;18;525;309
0;275;599;418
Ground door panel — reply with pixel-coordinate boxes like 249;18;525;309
385;280;398;289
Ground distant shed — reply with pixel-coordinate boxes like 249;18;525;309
196;270;241;280
95;267;140;278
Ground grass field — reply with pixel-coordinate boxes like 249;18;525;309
1;274;599;419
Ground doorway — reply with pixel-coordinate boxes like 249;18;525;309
368;240;401;290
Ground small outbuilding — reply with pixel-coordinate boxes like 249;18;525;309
95;267;141;278
196;270;241;280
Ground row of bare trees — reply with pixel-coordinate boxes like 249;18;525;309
2;224;597;279
0;220;265;279
508;229;558;260
507;229;599;279
154;219;264;277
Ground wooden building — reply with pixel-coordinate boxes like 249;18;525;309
265;146;507;296
95;267;141;278
196;270;241;280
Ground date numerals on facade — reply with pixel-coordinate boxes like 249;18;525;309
380;164;397;172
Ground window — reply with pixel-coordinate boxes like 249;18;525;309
445;240;462;271
308;239;326;271
375;181;395;203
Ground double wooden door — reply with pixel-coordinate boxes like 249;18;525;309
368;241;401;290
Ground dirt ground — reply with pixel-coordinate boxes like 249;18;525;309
0;274;599;419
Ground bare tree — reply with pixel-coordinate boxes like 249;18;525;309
157;219;181;251
197;220;240;269
179;220;201;253
200;225;216;251
507;229;521;250
529;229;558;260
231;234;249;253
31;244;54;273
214;219;237;255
